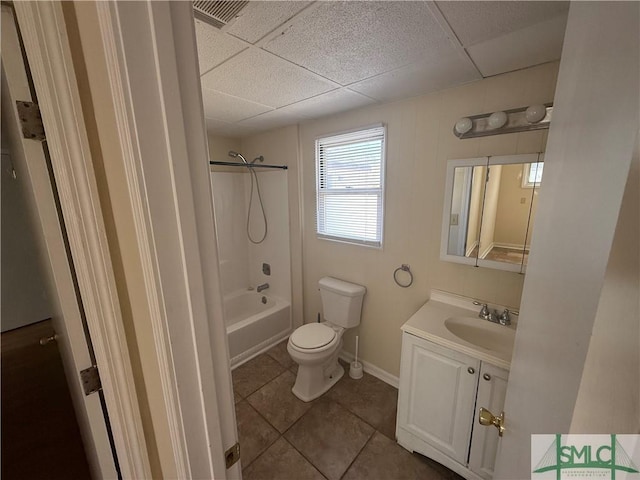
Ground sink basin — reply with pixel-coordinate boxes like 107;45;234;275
444;316;515;354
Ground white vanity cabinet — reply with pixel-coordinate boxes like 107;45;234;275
468;363;509;479
397;331;509;480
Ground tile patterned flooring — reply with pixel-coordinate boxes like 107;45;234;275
233;341;465;480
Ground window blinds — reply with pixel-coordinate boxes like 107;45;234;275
315;125;386;247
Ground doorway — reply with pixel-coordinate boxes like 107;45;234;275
1;3;119;478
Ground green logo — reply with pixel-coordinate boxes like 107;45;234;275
533;435;639;479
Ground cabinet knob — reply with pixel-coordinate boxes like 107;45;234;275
483;373;491;381
467;367;475;374
479;407;505;437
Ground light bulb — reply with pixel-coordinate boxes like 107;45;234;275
454;117;473;135
525;104;546;123
487;111;508;129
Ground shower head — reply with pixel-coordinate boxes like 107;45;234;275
228;151;249;164
250;155;265;164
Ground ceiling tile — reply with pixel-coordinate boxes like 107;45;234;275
436;1;569;47
237;109;303;131
263;1;453;85
226;1;311;44
202;88;272;122
468;15;567;77
205;117;258;139
349;48;481;102
200;48;336;108
277;89;376;119
195;19;248;75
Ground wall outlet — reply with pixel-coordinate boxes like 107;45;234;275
450;213;459;226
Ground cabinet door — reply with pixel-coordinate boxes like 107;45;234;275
397;333;480;464
468;363;509;479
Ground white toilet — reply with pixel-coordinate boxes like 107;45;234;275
288;276;366;402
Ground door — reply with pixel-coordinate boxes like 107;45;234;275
397;332;480;464
1;4;118;478
468;363;509;480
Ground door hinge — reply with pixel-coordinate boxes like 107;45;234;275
80;365;102;396
224;442;240;469
16;101;45;141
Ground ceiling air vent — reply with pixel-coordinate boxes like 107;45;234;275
193;1;249;29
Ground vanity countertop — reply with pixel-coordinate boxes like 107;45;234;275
402;290;517;370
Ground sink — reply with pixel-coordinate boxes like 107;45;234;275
444;316;515;354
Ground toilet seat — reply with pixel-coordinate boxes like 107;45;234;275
289;323;337;351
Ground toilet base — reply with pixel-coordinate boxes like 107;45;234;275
291;360;344;402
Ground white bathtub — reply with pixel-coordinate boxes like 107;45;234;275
224;290;291;368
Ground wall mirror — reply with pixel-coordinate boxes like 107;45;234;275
441;153;544;273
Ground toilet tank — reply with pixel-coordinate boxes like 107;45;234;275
319;277;366;328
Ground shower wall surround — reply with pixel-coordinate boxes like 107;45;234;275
209;171;291;303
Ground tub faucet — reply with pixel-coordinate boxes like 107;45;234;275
257;283;269;293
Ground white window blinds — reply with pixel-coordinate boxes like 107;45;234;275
315;125;386;247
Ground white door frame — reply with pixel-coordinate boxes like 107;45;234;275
17;1;240;478
88;2;238;477
12;2;153;478
2;5;123;478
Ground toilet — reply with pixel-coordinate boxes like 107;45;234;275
288;276;366;402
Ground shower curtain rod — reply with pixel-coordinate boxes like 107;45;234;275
209;161;288;170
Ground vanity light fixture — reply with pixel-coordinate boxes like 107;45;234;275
453;103;553;139
525;104;547;123
454;117;473;135
487;111;508;129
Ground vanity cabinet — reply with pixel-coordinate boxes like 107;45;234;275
397;332;508;480
468;363;509;479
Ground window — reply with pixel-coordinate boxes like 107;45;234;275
316;125;386;247
522;162;544;188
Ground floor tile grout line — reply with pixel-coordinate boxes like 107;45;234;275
327;394;397;441
236;400;282;472
280;436;329;480
337;428;377;480
234;362;286;398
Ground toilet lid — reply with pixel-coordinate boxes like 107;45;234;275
290;323;336;350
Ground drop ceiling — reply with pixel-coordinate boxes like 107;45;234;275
196;1;569;138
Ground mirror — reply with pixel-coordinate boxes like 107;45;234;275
441;154;544;273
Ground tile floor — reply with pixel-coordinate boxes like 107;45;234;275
232;340;465;480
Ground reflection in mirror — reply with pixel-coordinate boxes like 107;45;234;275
446;165;486;257
477;161;543;267
522;161;543;266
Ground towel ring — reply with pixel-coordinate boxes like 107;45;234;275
393;264;414;288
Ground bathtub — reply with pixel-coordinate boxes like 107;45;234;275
224;290;291;368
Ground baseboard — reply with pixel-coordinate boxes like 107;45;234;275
465;240;478;258
339;350;399;389
493;242;531;251
478;241;494;259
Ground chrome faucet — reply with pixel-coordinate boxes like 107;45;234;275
474;301;513;326
257;283;269;293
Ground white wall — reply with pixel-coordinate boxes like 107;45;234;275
1;109;52;332
299;62;558;377
570;134;639;433
494;3;639;478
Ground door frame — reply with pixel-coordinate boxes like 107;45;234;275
16;1;239;478
12;2;153;478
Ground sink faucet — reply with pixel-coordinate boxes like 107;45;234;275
257;283;269;293
474;301;512;326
